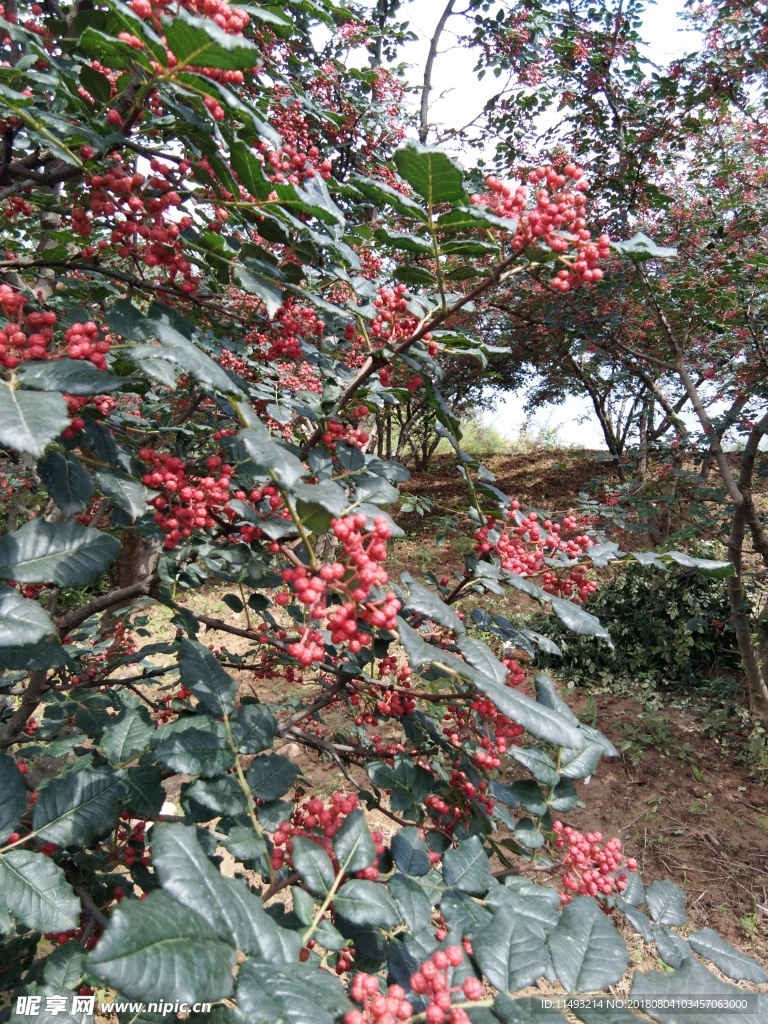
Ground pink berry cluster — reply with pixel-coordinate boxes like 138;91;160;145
246;298;325;362
72;156;199;290
0;285;57;368
277;515;401;663
470;163;610;290
552;821;638;904
64;321;113;369
371;284;419;344
269;791;385;876
140;449;233;549
473;503;597;602
345;947;485;1024
425;769;494;832
253;88;332;185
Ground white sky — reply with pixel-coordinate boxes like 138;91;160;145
397;0;700;447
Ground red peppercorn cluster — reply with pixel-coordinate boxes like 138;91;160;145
345;946;485;1024
470;164;610;290
371;284;419;344
552;820;638;904
72;156;199;290
269;791;385;875
425;769;493;833
64;321;113;369
0;284;57;368
473;504;596;602
278;515;401;664
322;419;370;449
140;449;232;549
255;88;333;185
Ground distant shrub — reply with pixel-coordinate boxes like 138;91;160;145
534;548;744;689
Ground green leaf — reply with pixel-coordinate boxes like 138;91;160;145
548;897;628;992
134;312;243;396
122;765;165;819
389;874;432;934
391;827;431;876
95;470;149;522
178;638;238;715
661;550;735;579
612;231;678;259
236;960;352;1024
152;823;294;958
154;717;234;777
508;746;560;787
367;755;432;819
229;703;278;754
0;851;80;932
332;809;377;874
475;675;586;750
101;709;154;765
234;267;284;318
630;957;767;1024
0;383;69;456
559;743;604;780
33;767;125;846
0;584;56;648
291;836;335;896
374;227;433;254
240;424;306;489
442;836;491;895
333;879;401;928
17;358;124;395
473;912;551;991
183;776;250;820
0;752;27;844
165;11;260;70
688;927;768;983
43;940;87;990
404;581;466;634
245;753;300;800
89;890;236;1002
0;520;120;587
645;879;687;926
394;144;466;204
549;596;613;643
38;451;94;516
230;141;274;201
440;888;492;939
493;994;567;1024
489;878;560;940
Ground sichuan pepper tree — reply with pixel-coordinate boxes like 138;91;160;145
0;0;765;1019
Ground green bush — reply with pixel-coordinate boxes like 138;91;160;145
534;552;744;689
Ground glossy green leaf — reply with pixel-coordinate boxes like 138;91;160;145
178;638;237;715
0;383;69;457
473;912;551;991
245;754;300;800
38;450;94;516
154;717;234;777
645;879;688;926
333;879;401;928
548;897;628;992
0;585;56;649
291;836;335;896
229;703;279;754
332;809;377;874
630;957;767;1023
394;144;466;204
0;851;80;932
688;926;768;982
442;836;491;895
236;960;352;1024
0;520;120;587
165;11;260;70
404;581;466;634
89;890;236;1003
17;358;124;395
95;469;149;521
101;709;154;765
391;827;432;876
0;752;27;844
33;767;125;846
